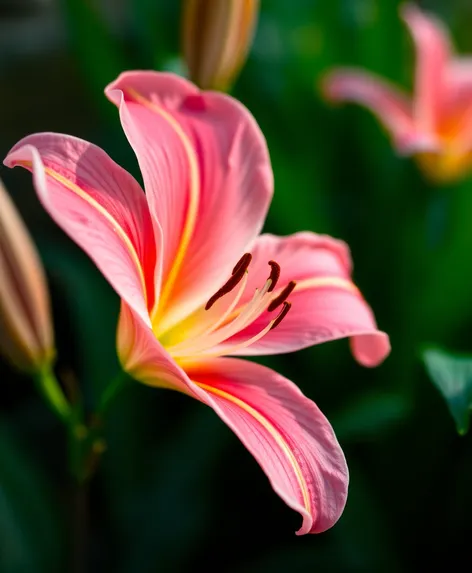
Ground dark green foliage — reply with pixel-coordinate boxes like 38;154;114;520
1;0;472;571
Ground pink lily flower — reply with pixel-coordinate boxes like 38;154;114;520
4;71;390;534
322;4;472;183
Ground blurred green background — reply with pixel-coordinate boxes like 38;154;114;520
1;0;472;571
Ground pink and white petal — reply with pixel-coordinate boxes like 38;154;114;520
221;233;390;366
106;71;273;332
321;69;426;153
185;357;348;534
401;3;452;133
4;134;157;323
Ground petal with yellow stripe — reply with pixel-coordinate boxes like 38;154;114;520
105;71;273;334
221;232;390;366
4;133;157;324
116;306;348;534
186;357;348;534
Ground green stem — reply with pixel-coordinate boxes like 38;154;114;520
35;365;71;423
71;478;88;573
34;366;129;571
96;371;129;417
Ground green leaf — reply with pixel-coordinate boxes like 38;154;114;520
422;347;472;435
0;421;63;572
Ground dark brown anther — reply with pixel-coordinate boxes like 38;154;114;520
267;261;281;292
232;252;252;275
267;281;296;312
205;258;249;310
270;301;291;330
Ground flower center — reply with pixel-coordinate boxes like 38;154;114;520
162;253;295;360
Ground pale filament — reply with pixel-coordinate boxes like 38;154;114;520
176;271;249;344
166;256;294;360
168;278;273;357
183;312;280;359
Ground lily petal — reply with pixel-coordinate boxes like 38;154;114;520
222;233;390;367
321;69;429;153
185;357;349;534
105;71;273;332
443;59;472;149
401;3;452;133
117;306;348;534
4;134;157;324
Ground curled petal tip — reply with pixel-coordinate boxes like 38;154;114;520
104;86;123;106
351;331;391;368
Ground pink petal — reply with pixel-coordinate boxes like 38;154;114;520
441;59;472;149
447;58;472;95
117;307;348;534
105;71;273;332
117;302;198;396
4;134;158;325
321;69;427;153
401;3;452;134
186;358;349;534
222;233;390;367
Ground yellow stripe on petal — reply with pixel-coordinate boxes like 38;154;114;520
196;381;312;515
18;161;148;303
125;88;200;321
294;276;360;296
223;275;360;325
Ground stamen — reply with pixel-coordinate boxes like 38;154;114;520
270;301;291;330
267;261;281;292
187;300;293;358
232;252;252;275
268;281;297;311
168;256;293;359
205;256;251;310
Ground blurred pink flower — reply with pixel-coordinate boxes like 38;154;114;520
0;178;54;372
322;3;472;183
5;71;390;534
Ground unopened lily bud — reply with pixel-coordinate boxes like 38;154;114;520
0;179;54;372
182;0;260;91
